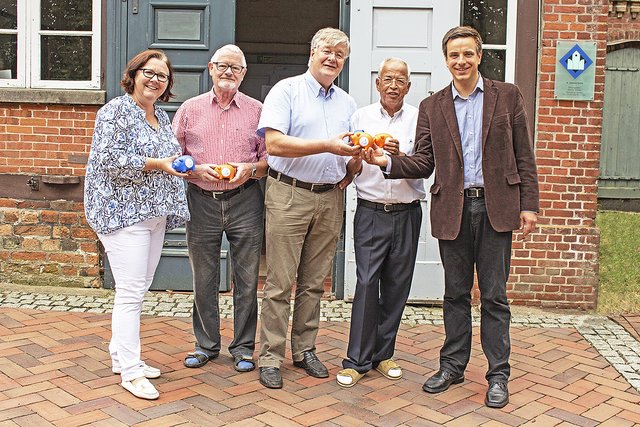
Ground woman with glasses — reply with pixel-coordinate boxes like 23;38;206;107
84;49;190;400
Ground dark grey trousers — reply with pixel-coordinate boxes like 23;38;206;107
342;202;422;373
438;196;512;383
186;182;264;358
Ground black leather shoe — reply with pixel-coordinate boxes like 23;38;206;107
485;382;509;408
422;369;465;393
293;351;329;378
259;367;283;389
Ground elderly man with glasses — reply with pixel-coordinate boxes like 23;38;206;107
256;27;361;389
336;57;425;388
173;44;268;373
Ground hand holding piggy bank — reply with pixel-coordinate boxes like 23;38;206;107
215;164;236;180
349;131;374;150
373;133;393;149
172;155;196;173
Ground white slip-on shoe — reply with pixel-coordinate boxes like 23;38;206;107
121;377;159;400
112;362;161;379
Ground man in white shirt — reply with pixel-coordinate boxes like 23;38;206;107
337;58;425;388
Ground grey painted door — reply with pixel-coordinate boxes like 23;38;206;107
599;46;640;199
125;0;234;114
103;0;235;291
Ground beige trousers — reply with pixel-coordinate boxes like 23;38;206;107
258;177;344;368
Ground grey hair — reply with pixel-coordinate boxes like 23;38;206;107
310;27;350;57
378;58;411;80
210;44;247;67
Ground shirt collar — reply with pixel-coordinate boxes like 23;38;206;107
209;89;241;108
451;73;484;100
378;101;405;119
304;70;335;99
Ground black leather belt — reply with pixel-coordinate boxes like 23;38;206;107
189;179;257;200
357;198;420;212
268;168;337;193
464;187;484;198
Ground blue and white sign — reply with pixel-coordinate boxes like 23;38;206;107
559;44;593;79
555;41;597;101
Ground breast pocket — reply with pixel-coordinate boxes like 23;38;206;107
490;113;513;150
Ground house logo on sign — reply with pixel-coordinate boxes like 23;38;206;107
559;44;593;79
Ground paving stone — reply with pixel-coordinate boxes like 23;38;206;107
0;285;640;425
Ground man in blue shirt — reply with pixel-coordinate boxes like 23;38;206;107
256;27;361;389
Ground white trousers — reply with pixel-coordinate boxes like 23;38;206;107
99;216;166;381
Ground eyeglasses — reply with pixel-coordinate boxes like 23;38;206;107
318;48;346;61
138;68;169;83
380;77;408;87
211;62;245;74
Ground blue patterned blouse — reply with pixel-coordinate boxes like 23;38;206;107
84;95;190;235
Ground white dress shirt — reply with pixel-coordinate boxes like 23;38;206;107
351;102;425;204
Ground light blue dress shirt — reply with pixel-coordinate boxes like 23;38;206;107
452;75;484;189
258;70;356;184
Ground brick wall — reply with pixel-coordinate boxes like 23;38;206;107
0;104;99;287
504;0;608;308
0;1;616;307
0;104;95;175
607;0;640;42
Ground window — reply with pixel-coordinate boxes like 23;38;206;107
462;0;517;82
0;0;101;89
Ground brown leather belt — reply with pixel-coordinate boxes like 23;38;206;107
268;168;337;193
357;198;421;212
189;179;257;200
464;187;484;198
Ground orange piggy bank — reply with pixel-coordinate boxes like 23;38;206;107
373;133;393;149
215;164;236;180
349;131;374;149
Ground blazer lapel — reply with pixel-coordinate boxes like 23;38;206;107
482;78;498;151
438;85;463;164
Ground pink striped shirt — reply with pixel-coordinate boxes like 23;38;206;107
172;90;266;191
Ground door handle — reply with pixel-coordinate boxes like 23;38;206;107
132;0;139;14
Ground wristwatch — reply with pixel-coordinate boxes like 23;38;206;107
250;163;257;178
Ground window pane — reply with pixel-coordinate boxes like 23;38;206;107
479;49;505;81
41;35;91;80
41;0;91;31
0;0;17;29
0;34;16;78
463;0;507;45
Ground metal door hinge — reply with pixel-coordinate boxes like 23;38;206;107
605;66;639;72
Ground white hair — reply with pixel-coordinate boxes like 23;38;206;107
378;58;411;80
210;44;247;67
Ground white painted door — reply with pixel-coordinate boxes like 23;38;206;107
344;0;460;302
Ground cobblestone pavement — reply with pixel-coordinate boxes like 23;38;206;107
1;283;639;394
1;284;640;426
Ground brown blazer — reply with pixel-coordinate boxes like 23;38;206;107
388;78;539;240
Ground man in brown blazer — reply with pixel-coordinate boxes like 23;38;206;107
363;26;539;408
